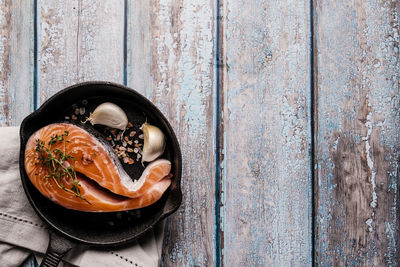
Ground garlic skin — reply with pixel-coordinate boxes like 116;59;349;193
141;122;166;163
85;102;128;130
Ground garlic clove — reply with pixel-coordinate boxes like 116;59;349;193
84;102;128;130
141;122;166;163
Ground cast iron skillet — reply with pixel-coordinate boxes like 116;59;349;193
19;81;182;266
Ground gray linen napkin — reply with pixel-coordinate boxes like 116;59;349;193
0;127;164;267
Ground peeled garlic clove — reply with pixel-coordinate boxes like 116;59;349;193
141;122;166;163
84;102;128;130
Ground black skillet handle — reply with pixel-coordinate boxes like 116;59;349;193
40;231;75;267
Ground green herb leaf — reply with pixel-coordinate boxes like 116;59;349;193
35;133;90;204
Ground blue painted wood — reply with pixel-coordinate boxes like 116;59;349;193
127;1;217;266
0;0;34;126
221;0;312;265
0;0;398;266
37;0;124;104
315;0;400;265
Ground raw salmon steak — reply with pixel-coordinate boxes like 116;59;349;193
24;123;172;212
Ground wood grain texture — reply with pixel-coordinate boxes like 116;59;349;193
315;0;400;265
0;0;33;126
221;0;312;265
127;1;216;266
37;0;124;104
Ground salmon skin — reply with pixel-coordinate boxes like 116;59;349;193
24;123;172;212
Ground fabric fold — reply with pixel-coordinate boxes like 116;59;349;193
0;127;163;267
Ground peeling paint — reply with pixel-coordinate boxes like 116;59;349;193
333;136;340;151
0;0;12;126
316;0;400;265
223;0;311;265
129;0;217;266
38;0;124;104
362;108;377;209
0;0;33;126
366;218;373;232
2;0;399;265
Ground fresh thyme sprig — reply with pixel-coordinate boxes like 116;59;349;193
35;131;91;204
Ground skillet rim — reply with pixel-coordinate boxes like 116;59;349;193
19;81;182;246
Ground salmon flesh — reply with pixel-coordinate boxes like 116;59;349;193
24;123;172;212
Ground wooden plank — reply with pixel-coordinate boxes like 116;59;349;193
315;0;400;265
0;0;33;126
37;0;124;104
221;0;312;265
127;1;217;266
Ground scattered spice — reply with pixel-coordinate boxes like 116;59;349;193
103;125;144;166
64;101;145;167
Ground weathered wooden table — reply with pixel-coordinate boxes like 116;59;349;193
2;0;399;266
